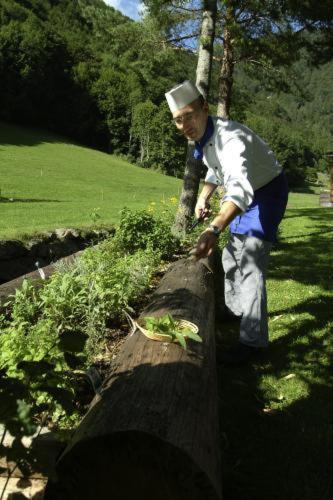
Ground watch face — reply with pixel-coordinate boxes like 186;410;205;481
209;224;220;236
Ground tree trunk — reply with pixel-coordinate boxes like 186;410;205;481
196;0;217;97
173;0;217;234
45;256;222;500
146;131;150;160
172;143;204;234
217;9;234;119
140;139;144;163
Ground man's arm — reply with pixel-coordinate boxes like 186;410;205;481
195;182;217;219
190;200;241;260
210;200;242;232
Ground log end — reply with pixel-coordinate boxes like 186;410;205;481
45;431;221;500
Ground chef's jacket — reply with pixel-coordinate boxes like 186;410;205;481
202;117;288;241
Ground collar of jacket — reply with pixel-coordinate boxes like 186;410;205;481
193;116;214;160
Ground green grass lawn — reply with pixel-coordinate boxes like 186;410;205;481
0;122;182;239
218;204;333;500
1;122;332;498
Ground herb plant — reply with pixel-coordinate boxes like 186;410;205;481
143;314;202;350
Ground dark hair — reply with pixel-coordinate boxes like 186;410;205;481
196;95;205;107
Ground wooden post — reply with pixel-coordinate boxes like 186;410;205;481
45;255;222;500
329;153;333;206
319;152;333;207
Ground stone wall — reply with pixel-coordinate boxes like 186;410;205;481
0;227;114;284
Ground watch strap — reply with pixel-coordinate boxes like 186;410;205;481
208;224;222;236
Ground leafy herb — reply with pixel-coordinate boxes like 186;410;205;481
143;314;201;350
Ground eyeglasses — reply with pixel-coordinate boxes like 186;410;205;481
173;110;199;126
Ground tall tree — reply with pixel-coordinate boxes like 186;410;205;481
172;0;217;233
143;0;333;228
215;0;333;118
143;0;217;233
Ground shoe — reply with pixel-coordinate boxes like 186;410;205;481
216;307;242;323
216;342;264;366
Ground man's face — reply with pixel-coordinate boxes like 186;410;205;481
172;98;209;141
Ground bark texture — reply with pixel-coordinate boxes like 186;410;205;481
217;8;235;119
173;0;217;234
196;0;217;98
45;255;222;500
172;143;204;234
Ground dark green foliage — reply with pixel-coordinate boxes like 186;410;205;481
0;0;191;158
234;55;333;186
114;207;180;258
0;0;332;186
131;100;186;175
58;331;89;353
0;207;168;475
245;112;316;188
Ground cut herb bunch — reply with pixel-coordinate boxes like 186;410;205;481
143;314;201;350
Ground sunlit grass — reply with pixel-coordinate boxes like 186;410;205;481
218;202;333;500
0;122;181;239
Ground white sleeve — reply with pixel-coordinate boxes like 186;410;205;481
218;135;254;212
204;167;219;185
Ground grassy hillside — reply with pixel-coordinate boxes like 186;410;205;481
0;121;327;241
0;122;182;239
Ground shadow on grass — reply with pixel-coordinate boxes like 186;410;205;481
217;304;332;500
270;210;333;291
283;207;332;220
217;207;333;500
0;197;62;203
0;122;73;148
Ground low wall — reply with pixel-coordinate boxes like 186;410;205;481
0;227;114;284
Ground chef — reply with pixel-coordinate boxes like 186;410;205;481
165;80;289;364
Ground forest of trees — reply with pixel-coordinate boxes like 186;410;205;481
0;0;332;187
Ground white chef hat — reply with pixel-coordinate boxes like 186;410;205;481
165;80;201;113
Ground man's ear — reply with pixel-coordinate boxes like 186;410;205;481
203;101;209;113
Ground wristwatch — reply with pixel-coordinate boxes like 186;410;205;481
207;224;222;237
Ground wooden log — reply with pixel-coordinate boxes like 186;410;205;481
0;251;82;310
45;255;222;500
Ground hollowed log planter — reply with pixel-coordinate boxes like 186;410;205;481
45;255;222;500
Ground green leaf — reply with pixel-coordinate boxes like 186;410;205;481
0;393;19;420
175;332;187;350
182;329;202;343
0;377;29;399
58;331;88;353
144;314;177;334
143;317;156;331
17;360;54;377
16;400;37;436
64;352;85;369
37;385;75;414
6;437;26;461
163;314;175;328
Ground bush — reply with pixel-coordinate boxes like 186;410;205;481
245;113;317;188
114;207;181;259
0;235;162;445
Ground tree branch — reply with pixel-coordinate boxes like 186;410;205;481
241;58;282;74
164;33;200;44
170;3;203;13
292;21;318;34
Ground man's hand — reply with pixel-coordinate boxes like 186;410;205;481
194;197;212;220
189;230;218;260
